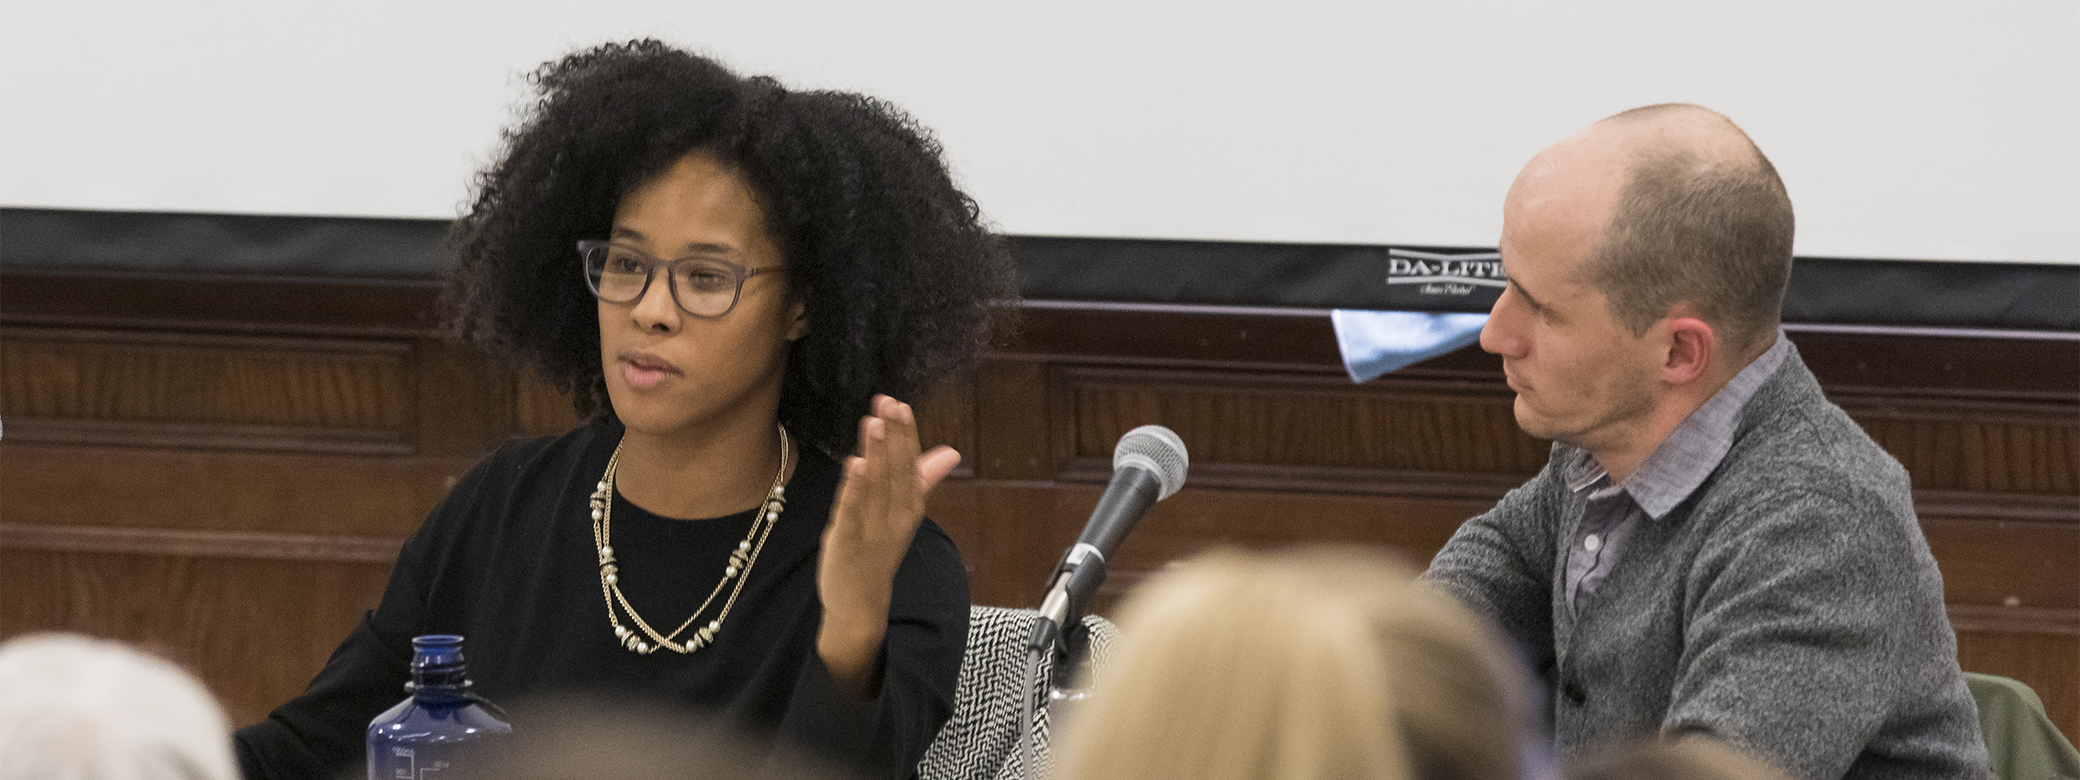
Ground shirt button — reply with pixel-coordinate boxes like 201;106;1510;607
1584;534;1602;552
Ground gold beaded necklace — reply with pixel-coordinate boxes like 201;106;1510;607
589;424;790;656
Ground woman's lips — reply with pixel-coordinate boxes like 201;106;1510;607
618;351;682;390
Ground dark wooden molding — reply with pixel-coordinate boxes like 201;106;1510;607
1948;604;2080;636
0;523;404;564
1006;300;2080;397
0;325;417;354
1055;458;1532;500
2;271;442;338
1916;491;2080;524
0;419;413;456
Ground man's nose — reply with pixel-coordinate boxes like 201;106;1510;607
1479;288;1524;356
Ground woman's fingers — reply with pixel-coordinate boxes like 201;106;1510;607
883;398;926;517
833;395;949;544
917;446;961;494
862;414;891;537
836;410;880;540
838;454;870;539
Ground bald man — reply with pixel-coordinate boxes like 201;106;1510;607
1423;105;1987;779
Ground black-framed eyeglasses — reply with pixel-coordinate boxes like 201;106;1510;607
579;240;785;319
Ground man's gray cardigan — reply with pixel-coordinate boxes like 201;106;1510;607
1426;345;1988;779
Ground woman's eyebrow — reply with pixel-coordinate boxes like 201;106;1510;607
674;242;738;256
608;226;736;257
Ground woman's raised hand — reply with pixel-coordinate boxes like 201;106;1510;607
816;395;960;699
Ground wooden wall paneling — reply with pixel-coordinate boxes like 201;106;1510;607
0;548;393;727
0;523;402;563
1052;366;1550;477
1090;485;1502;608
1;328;414;455
1789;332;2080;399
514;375;581;439
1836;395;2080;494
1922;506;2080;738
973;358;1055;481
1922;517;2080;612
1012;303;1348;370
1;446;472;540
958;483;1062;610
937;358;1061;607
911;374;978;476
3;274;449;730
412;338;520;460
7;273;2077;742
0;273;443;338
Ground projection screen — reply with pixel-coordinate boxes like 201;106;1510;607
1;0;2074;265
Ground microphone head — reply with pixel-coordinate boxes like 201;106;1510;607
1114;425;1188;500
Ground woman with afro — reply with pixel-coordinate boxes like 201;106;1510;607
236;40;1015;779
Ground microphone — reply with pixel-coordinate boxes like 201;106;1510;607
1028;425;1188;652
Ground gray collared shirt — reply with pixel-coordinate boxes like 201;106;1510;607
1562;331;1791;611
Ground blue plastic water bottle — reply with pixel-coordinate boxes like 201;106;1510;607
366;634;512;779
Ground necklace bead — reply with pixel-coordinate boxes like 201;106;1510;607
593;424;790;655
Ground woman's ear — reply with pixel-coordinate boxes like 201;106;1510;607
786;299;809;341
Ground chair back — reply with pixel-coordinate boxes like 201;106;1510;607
1965;672;2080;780
917;606;1119;780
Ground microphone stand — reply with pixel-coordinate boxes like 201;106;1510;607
1020;545;1107;779
1015;423;1188;778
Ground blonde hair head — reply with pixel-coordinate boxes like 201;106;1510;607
1054;546;1536;780
0;633;237;780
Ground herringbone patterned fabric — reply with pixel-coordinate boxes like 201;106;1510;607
916;606;1118;780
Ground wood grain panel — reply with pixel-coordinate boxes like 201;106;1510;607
0;272;442;338
0;523;404;564
928;480;1072;609
1838;395;2080;494
1949;605;2080;637
935;475;1497;615
976;359;1054;481
1056;366;1548;476
2;328;412;454
1923;518;2080;610
0;444;469;537
0;548;392;728
409;339;518;461
1789;331;2080;399
515;376;581;438
912;376;979;474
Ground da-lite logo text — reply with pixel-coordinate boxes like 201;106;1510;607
1385;249;1506;297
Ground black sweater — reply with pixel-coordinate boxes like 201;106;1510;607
235;423;970;779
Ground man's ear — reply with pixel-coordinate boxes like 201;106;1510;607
1661;302;1714;386
785;299;809;342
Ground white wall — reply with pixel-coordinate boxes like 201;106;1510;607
2;0;2073;263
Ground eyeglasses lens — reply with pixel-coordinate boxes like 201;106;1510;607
590;247;650;302
671;263;739;318
585;245;739;318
